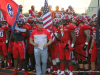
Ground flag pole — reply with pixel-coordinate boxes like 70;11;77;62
96;0;100;70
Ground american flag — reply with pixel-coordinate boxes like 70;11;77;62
42;0;52;30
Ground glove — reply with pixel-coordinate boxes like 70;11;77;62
83;44;87;51
5;40;8;49
69;47;74;51
64;44;69;49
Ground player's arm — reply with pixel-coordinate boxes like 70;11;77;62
84;29;90;43
89;34;95;54
54;32;61;41
71;30;76;45
15;26;27;32
65;30;75;51
83;29;90;51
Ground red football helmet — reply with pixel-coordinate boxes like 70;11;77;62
18;14;25;19
17;18;26;27
62;14;71;25
62;14;71;20
92;14;97;18
85;16;91;22
68;5;72;9
31;5;35;9
76;15;84;24
27;16;34;23
93;16;97;22
53;18;60;26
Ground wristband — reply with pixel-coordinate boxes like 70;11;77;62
54;32;57;36
85;42;88;45
6;40;8;43
71;43;74;47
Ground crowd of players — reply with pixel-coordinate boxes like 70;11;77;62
0;4;98;75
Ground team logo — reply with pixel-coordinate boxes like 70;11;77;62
7;3;13;18
64;29;67;31
19;44;21;46
43;32;44;34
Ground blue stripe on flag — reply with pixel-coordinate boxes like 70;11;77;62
12;7;20;31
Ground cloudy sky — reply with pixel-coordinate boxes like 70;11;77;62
13;0;91;13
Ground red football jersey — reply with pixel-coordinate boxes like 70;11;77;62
75;24;91;44
58;24;75;41
51;26;59;43
30;24;37;34
53;11;61;18
25;23;31;30
0;25;9;40
29;10;35;18
15;24;29;37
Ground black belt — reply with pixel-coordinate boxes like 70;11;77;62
14;40;24;43
61;41;64;43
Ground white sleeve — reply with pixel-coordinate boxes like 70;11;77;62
29;13;31;17
15;26;27;32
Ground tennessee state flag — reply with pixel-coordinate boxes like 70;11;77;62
0;0;20;31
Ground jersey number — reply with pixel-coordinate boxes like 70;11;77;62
0;32;3;37
75;30;79;36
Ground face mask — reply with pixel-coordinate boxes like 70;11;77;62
17;21;24;27
62;20;67;26
76;23;79;26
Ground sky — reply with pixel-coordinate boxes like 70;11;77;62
13;0;91;13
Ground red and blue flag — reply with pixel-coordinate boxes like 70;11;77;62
0;0;20;31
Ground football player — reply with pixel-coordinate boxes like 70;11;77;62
11;18;29;75
0;18;9;68
29;5;35;18
89;16;97;75
75;15;91;75
58;15;76;75
50;18;61;74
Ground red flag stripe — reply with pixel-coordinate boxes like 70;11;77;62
43;23;52;29
43;21;52;28
43;18;52;27
42;13;51;21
